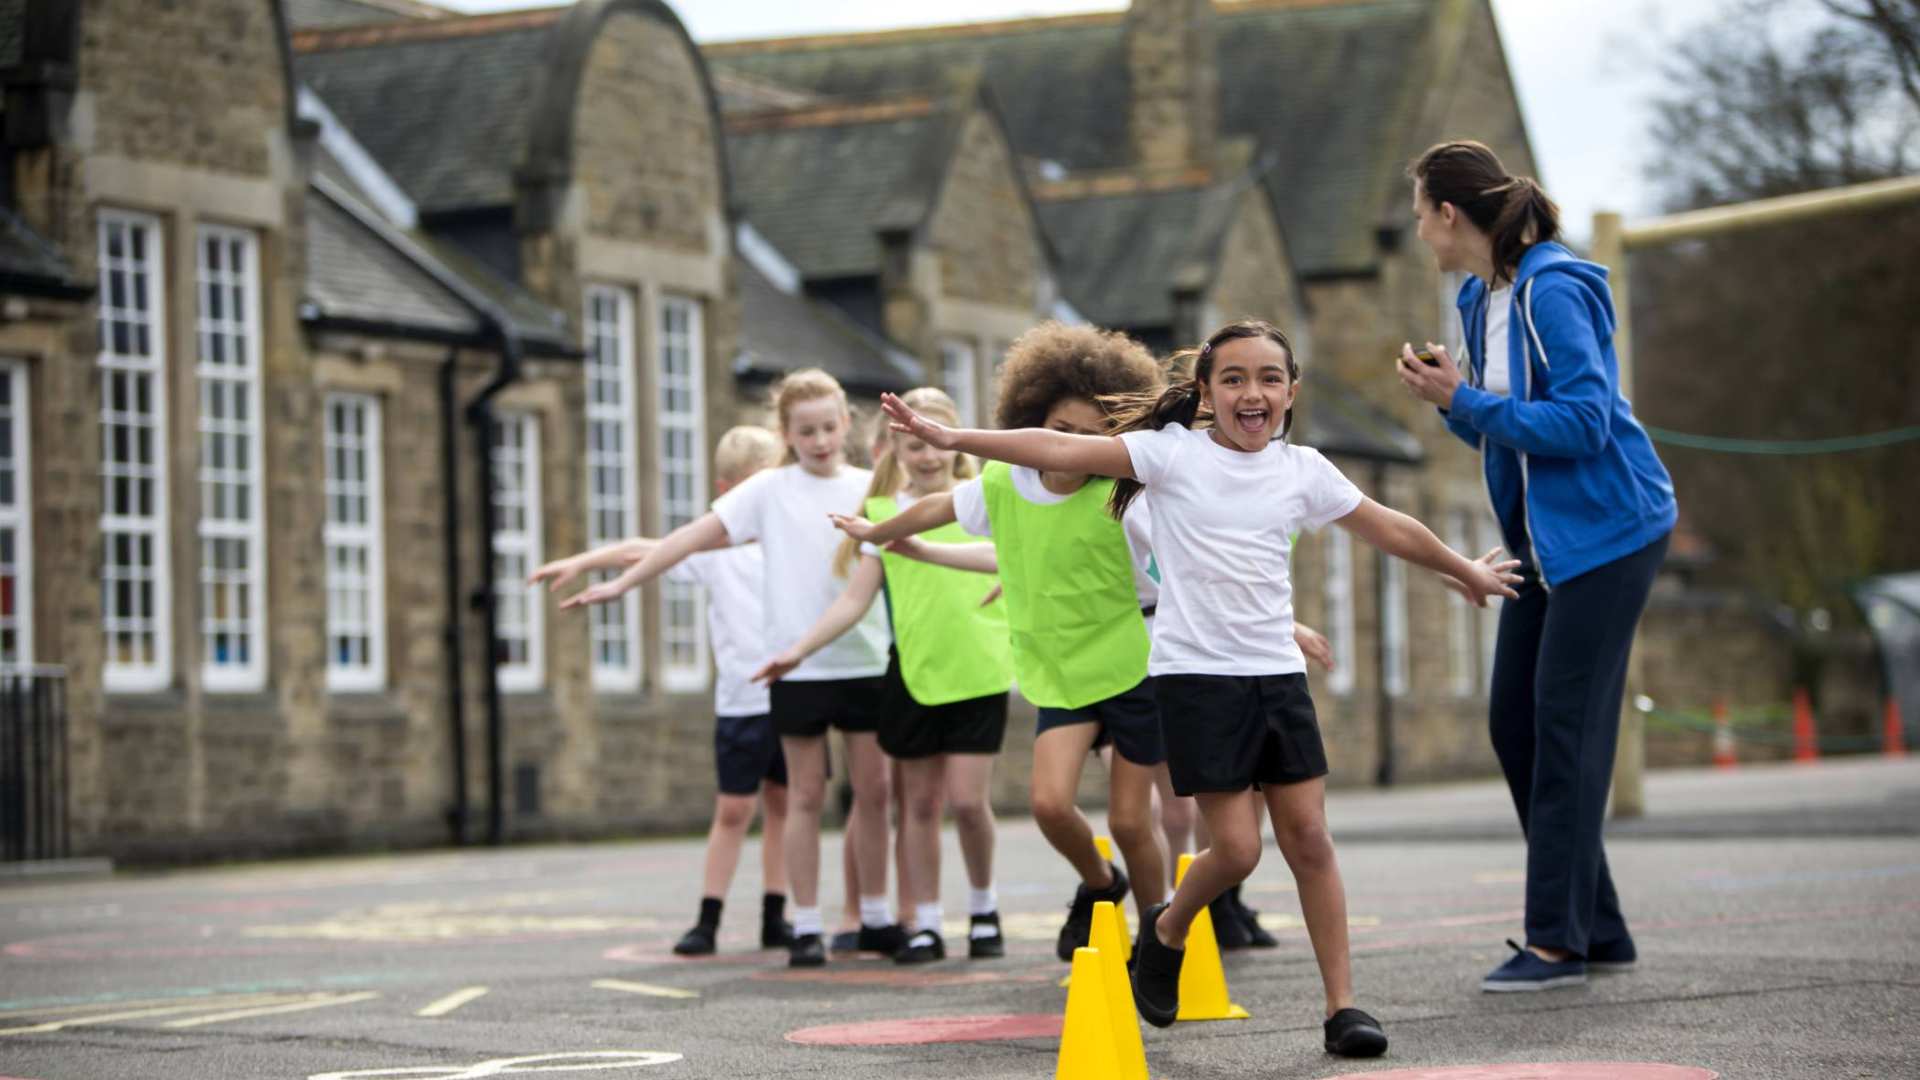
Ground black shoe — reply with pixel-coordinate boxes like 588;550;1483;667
968;912;1005;959
1586;936;1638;972
1130;902;1183;1028
1210;892;1253;950
761;918;794;949
894;929;946;964
673;924;717;956
1324;1007;1388;1057
1056;862;1130;962
1233;888;1279;949
857;922;910;956
788;933;827;968
829;928;862;953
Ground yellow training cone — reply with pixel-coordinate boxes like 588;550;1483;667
1093;837;1133;963
1091;902;1150;1080
1173;853;1251;1022
1055;948;1121;1080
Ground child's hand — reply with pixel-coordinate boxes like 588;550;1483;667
528;554;586;593
879;392;960;450
1447;547;1522;607
829;512;880;542
1295;622;1334;671
558;573;634;611
978;583;1003;608
751;648;805;686
882;535;927;558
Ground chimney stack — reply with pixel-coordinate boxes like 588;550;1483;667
1126;0;1218;170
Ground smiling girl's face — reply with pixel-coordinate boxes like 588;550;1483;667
891;430;959;496
784;396;849;477
1200;335;1297;453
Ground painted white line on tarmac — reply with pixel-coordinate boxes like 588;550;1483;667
416;986;489;1018
0;997;306;1035
591;979;699;999
163;991;380;1028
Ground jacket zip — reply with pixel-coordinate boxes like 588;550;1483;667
1518;278;1552;591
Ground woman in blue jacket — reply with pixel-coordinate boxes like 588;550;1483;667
1397;140;1676;993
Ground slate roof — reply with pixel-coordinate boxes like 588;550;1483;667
735;256;922;394
284;0;450;32
293;13;563;214
726;99;958;281
706;0;1434;276
0;206;89;299
1034;178;1246;331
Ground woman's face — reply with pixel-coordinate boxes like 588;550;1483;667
1412;179;1464;273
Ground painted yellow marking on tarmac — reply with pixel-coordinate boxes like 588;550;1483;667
0;991;291;1020
163;991;381;1028
416;986;489;1017
591;979;699;999
1254;913;1381;931
0;996;310;1035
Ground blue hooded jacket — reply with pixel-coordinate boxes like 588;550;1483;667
1443;241;1676;587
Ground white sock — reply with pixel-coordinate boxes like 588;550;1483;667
913;902;943;935
792;906;823;937
968;886;998;917
859;895;891;928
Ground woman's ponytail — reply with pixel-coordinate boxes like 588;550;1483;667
1410;141;1561;284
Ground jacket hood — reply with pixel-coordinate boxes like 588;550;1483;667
1514;241;1615;337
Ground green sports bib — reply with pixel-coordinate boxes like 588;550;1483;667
868;494;1014;706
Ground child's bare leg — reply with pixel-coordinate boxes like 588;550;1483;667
760;782;789;895
1029;724;1109;886
945;754;997;891
1153;766;1196;867
779;735;829;910
1108;754;1169;908
896;756;945;923
701;793;757;899
842;732;894;911
1157;789;1262;946
1264;777;1354;1016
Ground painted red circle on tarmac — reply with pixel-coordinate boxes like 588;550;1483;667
1326;1065;1717;1080
787;1013;1063;1045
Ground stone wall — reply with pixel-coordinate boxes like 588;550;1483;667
928;109;1040;313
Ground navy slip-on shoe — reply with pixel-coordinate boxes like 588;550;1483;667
1586;936;1637;972
1482;939;1587;992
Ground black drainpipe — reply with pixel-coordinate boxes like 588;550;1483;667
440;349;470;846
1373;460;1396;788
466;326;523;846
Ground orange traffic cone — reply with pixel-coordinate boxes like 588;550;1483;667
1792;688;1819;763
1172;853;1250;1022
1884;698;1907;758
1711;699;1737;770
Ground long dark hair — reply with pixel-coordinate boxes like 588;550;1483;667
1104;319;1297;520
1408;140;1560;285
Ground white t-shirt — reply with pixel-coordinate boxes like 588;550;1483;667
1481;284;1513;397
951;466;1159;610
1117;425;1363;676
711;463;890;681
665;545;769;718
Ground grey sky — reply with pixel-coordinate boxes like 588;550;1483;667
440;0;1729;241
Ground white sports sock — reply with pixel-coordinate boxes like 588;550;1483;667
859;895;891;928
968;886;998;917
914;902;944;935
791;906;823;937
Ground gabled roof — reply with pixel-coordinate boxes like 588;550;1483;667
725;96;960;281
284;0;452;32
1033;171;1247;331
706;0;1435;277
735;256;922;395
293;10;564;214
0;206;90;300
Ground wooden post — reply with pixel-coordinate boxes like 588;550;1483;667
1593;210;1645;819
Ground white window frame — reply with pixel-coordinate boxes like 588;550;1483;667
940;338;979;427
1324;529;1355;696
323;393;386;692
583;285;642;692
657;293;709;693
0;360;31;667
195;225;268;692
1382;552;1409;698
1445;509;1476;697
492;413;544;692
98;210;172;693
1478;514;1505;688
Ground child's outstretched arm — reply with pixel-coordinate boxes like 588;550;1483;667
882;536;999;575
559;513;730;610
750;556;884;684
1334;498;1522;607
528;538;660;593
880;392;1134;479
830;490;958;547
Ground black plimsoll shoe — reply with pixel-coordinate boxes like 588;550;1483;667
673;924;717;956
1210;892;1253;950
1324;1007;1388;1057
968;912;1005;959
788;933;827;968
857;922;910;956
1056;862;1130;962
1233;887;1279;949
1130;902;1183;1028
894;929;946;964
829;928;862;953
761;918;794;949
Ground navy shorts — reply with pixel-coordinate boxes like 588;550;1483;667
1154;673;1327;796
1035;677;1166;767
714;712;788;796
